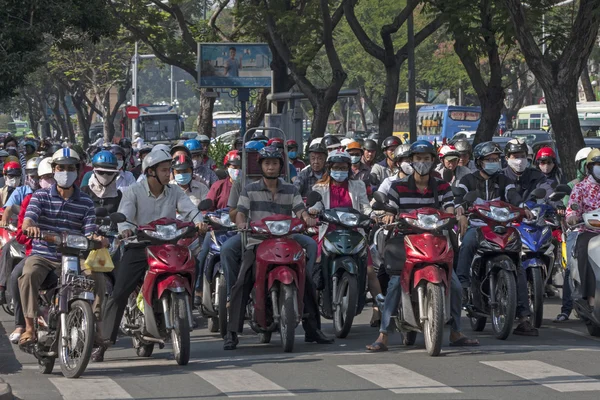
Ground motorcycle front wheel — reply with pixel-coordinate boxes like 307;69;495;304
59;300;94;379
423;283;444;356
333;272;358;339
171;292;191;365
528;267;544;328
279;284;297;353
491;269;517;340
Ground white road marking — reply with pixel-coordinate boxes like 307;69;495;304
555;327;600;342
339;363;460;394
481;360;600;392
195;368;294;397
49;377;133;399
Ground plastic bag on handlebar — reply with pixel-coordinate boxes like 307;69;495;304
83;248;115;273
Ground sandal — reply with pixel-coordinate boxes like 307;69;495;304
366;341;388;352
553;313;569;322
449;336;480;347
18;331;35;347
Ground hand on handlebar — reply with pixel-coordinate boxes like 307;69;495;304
236;221;248;231
196;222;209;234
566;215;580;226
458;215;468;237
524;209;534;220
25;226;41;239
120;229;135;239
381;214;395;225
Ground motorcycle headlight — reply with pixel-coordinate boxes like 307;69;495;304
144;224;187;241
481;206;520;223
337;211;359;227
265;220;291;236
65;234;89;250
405;213;449;230
323;237;341;255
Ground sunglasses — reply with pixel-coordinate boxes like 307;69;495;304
96;171;116;176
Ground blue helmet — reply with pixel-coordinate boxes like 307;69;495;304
183;139;202;155
409;140;436;157
24;139;38;151
245;140;265;151
92;150;118;171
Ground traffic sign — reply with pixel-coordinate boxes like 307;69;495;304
125;106;140;119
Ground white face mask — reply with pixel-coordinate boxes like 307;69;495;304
400;161;414;175
508;157;528;173
593;165;600;180
117;160;124;170
539;164;553;174
5;177;20;187
54;171;77;188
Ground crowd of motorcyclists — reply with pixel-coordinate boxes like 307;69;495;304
0;128;599;373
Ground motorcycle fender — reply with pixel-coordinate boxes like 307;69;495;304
522;258;544;270
487;257;517;273
331;256;358;276
268;266;298;290
412;265;448;289
157;274;192;300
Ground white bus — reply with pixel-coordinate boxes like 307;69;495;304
212;111;241;138
516;102;600;131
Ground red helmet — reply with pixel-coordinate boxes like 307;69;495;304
223;150;241;167
267;137;284;149
535;147;557;162
286;139;298;148
3;161;21;177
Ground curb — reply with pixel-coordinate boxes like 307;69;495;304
0;377;13;400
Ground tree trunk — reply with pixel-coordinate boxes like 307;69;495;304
360;86;379;126
356;94;368;131
59;87;76;144
72;94;90;148
248;89;269;129
473;91;505;146
545;84;585;180
198;88;215;138
311;99;335;138
378;64;400;146
50;95;67;141
581;65;596;101
102;94;114;143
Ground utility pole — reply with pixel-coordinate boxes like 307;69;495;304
407;11;417;143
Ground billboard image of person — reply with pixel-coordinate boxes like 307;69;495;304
198;43;272;88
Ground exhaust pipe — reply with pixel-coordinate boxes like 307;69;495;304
141;336;165;345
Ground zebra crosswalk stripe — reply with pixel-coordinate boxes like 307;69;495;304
195;368;295;397
49;377;133;400
481;360;600;392
339;363;461;394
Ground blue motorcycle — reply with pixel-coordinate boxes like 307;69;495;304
517;190;567;328
199;208;236;336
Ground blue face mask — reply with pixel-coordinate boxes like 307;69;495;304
288;151;297;159
330;171;349;182
175;172;192;185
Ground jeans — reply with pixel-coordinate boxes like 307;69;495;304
379;269;463;334
456;227;530;318
195;234;212;291
9;259;25;328
221;233;317;298
561;231;579;315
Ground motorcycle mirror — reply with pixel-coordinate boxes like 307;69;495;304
109;212;127;224
214;168;228;180
198;199;213;211
451;186;466;197
373;191;389;205
529;188;547;200
95;207;108;217
370;173;380;187
306;191;323;207
549;192;566;201
555;184;572;195
463;191;479;204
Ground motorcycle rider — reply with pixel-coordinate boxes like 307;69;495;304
287;139;306;174
4;136;26;172
0;161;22;207
366;141;478;352
97;148;209;361
132;132;144;150
266;138;298;181
454;139;477;172
308;149;382;330
181;139;219;187
110;144;136;189
170;154;209;207
119;137;136;171
455;141;538;336
130;146;153;179
565;149;600;312
503;139;553;201
18;148;107;347
554;147;593;322
295;143;329;197
222;146;333;350
361;139;378;168
535;147;565;188
1;157;41;225
377;144;413;195
370;136;402;186
347;141;371;189
197;134;216;170
436;145;471;186
23;139;38;162
0;149;8;187
81;150;123;214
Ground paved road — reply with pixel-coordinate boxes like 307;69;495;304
2;298;600;400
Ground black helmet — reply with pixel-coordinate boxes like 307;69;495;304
322;135;341;149
473;141;503;161
381;136;402;150
170;143;192;158
172;154;193;171
453;139;472;154
363;139;377;151
139;146;153;158
504;139;528;157
308;143;328;155
109;144;125;157
258;145;284;164
119;137;132;149
252;133;269;142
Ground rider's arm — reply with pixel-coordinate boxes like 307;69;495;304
116;186;137;233
355;181;372;216
566;181;584;221
227;180;242;220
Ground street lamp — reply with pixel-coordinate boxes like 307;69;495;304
174;80;185;103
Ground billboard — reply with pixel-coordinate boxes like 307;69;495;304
197;43;272;88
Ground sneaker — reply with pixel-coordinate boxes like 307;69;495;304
513;320;539;336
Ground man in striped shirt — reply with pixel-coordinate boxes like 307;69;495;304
223;146;333;350
18;148;108;346
367;141;478;352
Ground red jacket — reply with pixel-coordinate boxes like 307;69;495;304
16;193;33;256
206;178;233;210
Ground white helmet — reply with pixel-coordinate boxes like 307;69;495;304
25;157;42;172
133;132;140;138
197;135;210;142
326;149;352;164
340;138;356;148
310;137;323;147
52;147;80;166
142;148;172;172
37;157;53;176
576;147;593;163
152;144;170;153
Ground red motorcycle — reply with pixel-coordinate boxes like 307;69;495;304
244;214;306;353
0;209;21;317
373;192;454;356
116;215;200;365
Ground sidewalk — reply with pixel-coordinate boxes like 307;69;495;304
0;314;17;400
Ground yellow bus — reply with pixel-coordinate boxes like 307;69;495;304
516;102;600;131
393;102;429;138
